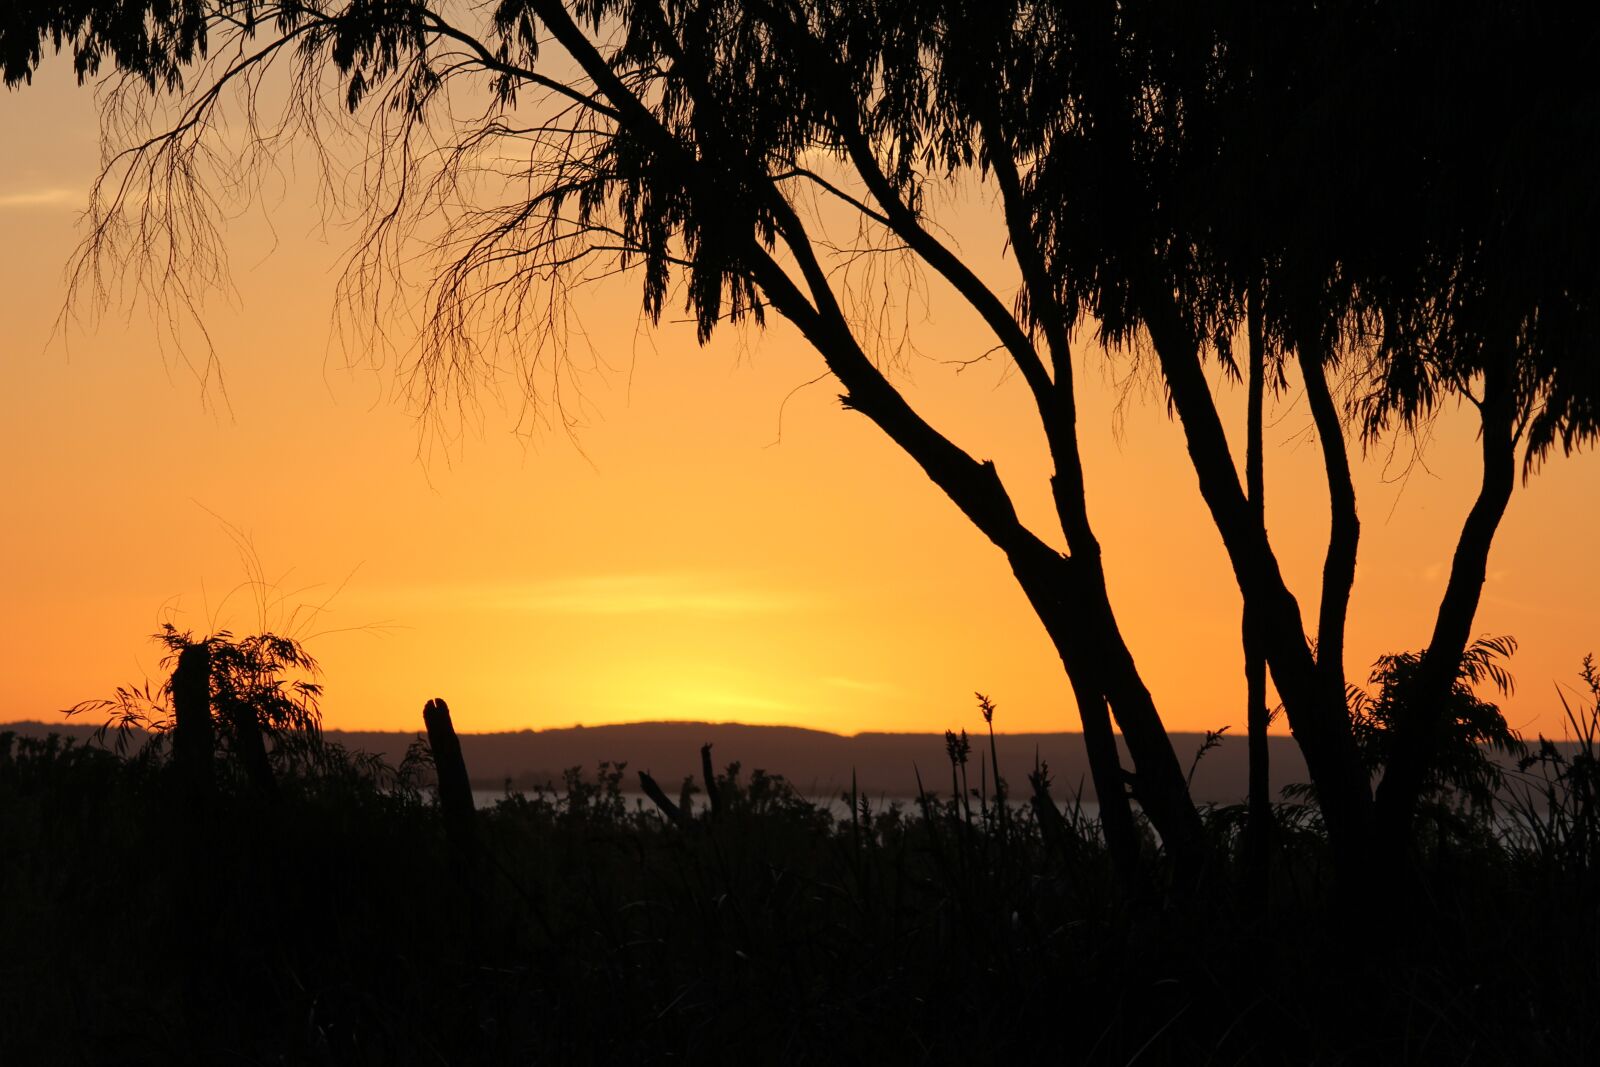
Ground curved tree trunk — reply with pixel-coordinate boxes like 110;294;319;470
1009;546;1207;880
1072;556;1208;879
1010;554;1140;876
981;110;1206;878
1374;354;1518;858
1295;331;1367;876
1139;287;1373;874
1065;1;1374;872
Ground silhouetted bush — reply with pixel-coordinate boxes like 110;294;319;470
7;654;1600;1062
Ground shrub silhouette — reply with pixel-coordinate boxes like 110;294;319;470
1348;636;1525;812
1506;655;1600;880
8;657;1600;1061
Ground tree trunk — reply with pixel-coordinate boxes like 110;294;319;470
1243;291;1271;905
1010;549;1192;880
1139;289;1373;873
1077;560;1208;881
1374;354;1518;858
1244;613;1270;892
1062;0;1370;873
981;108;1206;877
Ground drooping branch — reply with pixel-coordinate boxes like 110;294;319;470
416;8;621;118
522;0;1035;564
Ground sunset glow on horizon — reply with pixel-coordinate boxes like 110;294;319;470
3;59;1597;742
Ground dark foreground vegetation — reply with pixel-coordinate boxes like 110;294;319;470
5;645;1600;1063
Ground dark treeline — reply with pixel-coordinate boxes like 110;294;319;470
3;627;1599;1060
0;718;1315;804
4;661;1600;1063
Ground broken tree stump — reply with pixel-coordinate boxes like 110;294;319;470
423;697;476;852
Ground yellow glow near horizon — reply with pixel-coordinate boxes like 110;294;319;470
2;59;1597;743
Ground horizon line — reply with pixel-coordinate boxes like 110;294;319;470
3;717;1284;741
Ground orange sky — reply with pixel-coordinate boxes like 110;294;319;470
2;60;1596;742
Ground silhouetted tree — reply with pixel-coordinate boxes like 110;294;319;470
7;1;1597;880
961;0;1600;871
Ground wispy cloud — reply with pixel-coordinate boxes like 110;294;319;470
674;690;798;713
821;675;895;695
390;571;815;617
514;573;798;615
0;187;81;209
596;685;800;719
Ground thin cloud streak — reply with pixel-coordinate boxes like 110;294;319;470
821;676;895;694
378;571;818;617
674;690;798;713
0;187;81;209
598;688;800;718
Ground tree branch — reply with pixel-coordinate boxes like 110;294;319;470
1298;342;1360;685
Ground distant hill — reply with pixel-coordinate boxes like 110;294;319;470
1;718;1311;804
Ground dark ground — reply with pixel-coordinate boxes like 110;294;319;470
3;726;1597;1064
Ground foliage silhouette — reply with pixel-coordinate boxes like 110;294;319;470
66;623;430;801
71;624;316;741
1349;635;1524;812
1504;655;1600;885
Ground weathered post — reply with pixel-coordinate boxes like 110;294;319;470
423;698;476;852
638;770;687;827
700;742;723;820
171;642;213;794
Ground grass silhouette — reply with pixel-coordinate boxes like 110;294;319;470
4;638;1600;1062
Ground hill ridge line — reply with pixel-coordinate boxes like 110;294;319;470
2;719;1312;804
